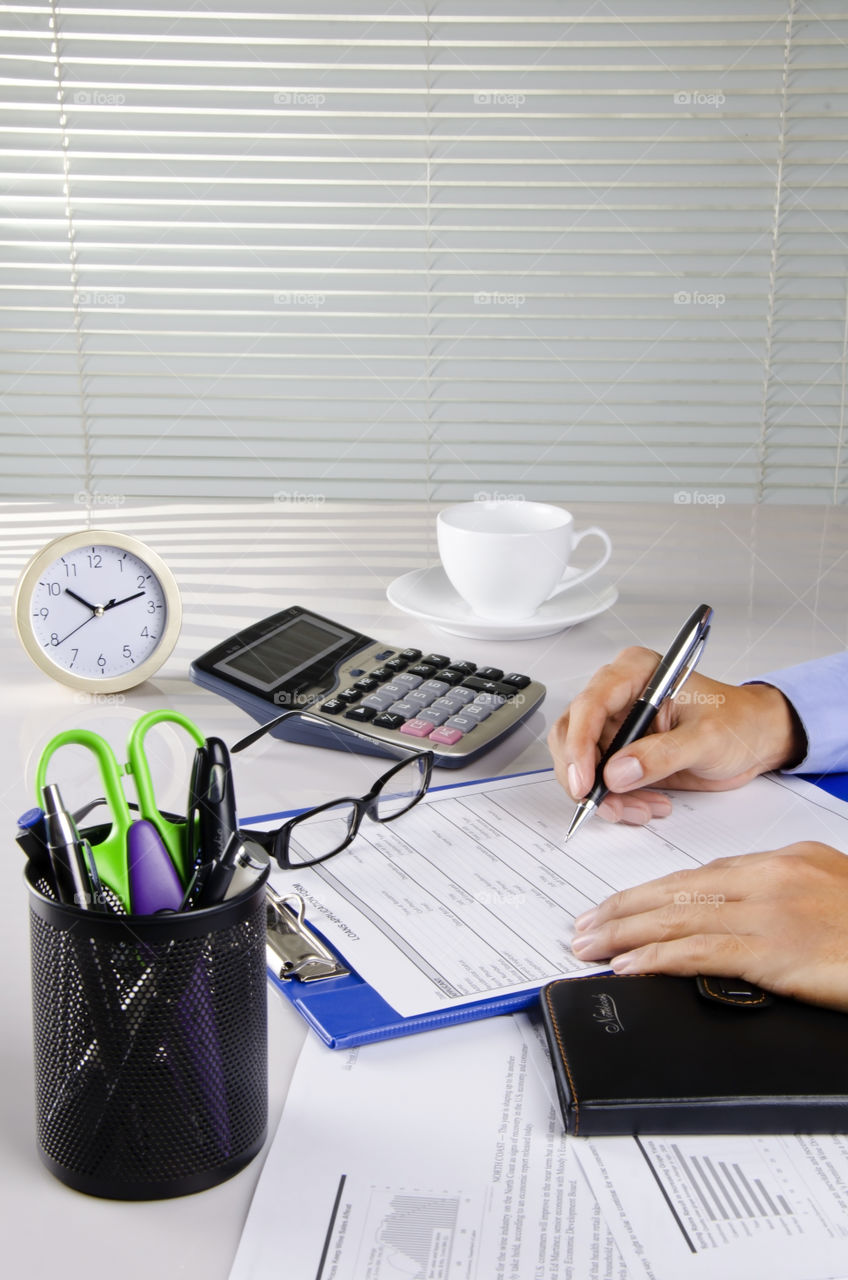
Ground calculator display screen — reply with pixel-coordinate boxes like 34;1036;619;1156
215;615;353;692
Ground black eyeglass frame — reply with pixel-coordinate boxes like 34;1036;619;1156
231;709;435;870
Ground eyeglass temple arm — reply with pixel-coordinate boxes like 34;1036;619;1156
230;708;431;763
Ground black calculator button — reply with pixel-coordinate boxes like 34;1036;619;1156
437;668;466;686
502;673;531;689
448;660;476;675
475;666;504;681
336;689;361;705
320;698;345;714
373;712;406;730
344;706;377;722
461;676;496;693
384;657;408;673
406;663;438;679
421;653;450;668
370;666;394;682
462;676;517;699
353;676;380;692
399;648;422;662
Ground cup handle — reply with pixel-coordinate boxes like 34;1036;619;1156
547;527;612;597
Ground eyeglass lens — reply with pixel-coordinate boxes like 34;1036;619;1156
373;755;429;821
287;800;358;866
285;756;429;865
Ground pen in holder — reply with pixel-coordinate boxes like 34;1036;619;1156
25;841;269;1200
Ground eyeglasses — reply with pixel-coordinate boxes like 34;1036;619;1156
231;710;434;868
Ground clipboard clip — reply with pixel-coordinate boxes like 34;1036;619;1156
265;886;350;983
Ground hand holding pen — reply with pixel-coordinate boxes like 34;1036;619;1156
549;606;808;833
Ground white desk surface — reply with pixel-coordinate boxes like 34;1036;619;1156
1;498;846;1278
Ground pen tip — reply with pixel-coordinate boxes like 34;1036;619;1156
564;801;594;844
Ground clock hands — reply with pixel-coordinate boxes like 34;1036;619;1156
54;615;98;647
103;590;146;612
56;587;147;646
64;588;100;615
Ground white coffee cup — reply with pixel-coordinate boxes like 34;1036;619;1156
436;500;612;622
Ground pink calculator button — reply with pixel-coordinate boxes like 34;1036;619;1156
428;726;463;745
400;718;435;738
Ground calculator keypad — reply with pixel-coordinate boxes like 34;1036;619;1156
325;654;532;748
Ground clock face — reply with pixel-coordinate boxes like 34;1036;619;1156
14;531;182;691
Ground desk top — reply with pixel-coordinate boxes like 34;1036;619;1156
1;499;846;1278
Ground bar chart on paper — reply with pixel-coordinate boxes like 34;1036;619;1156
633;1134;848;1252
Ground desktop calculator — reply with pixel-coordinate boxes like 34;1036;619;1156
189;605;546;768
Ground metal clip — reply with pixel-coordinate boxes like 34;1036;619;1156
265;886;349;982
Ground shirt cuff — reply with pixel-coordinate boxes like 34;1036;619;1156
747;652;848;776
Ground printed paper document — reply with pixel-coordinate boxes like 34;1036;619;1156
258;770;848;1018
230;1014;626;1280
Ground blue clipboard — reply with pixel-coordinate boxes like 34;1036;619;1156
251;769;848;1049
249;769;552;1049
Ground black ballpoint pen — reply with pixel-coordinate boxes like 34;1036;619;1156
564;603;714;842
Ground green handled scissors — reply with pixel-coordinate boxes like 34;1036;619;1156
35;709;206;911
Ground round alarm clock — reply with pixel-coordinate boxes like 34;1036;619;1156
13;530;182;692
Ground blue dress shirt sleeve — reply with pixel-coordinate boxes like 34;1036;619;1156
751;652;848;775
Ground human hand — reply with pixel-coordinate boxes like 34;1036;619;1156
571;843;848;1012
548;646;805;824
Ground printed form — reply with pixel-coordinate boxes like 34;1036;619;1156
230;1014;627;1280
260;770;848;1018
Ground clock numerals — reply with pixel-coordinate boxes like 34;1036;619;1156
15;531;181;691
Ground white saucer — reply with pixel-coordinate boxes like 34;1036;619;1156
386;564;619;640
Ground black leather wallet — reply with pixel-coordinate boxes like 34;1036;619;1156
540;973;848;1136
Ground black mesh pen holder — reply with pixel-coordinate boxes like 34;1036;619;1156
26;861;269;1200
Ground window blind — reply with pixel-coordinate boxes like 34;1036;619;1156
2;0;847;503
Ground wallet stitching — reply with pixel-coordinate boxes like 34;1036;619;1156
545;974;654;1135
700;976;768;1006
544;981;582;1136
